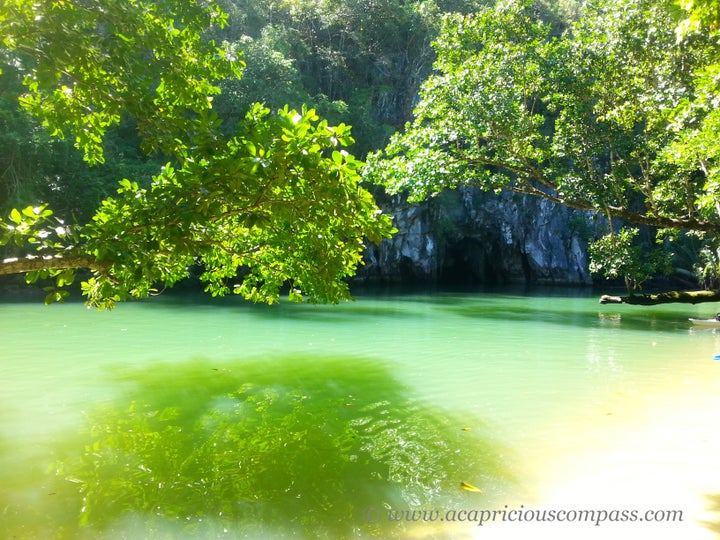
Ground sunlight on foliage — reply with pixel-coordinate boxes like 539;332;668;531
366;0;720;292
0;1;395;307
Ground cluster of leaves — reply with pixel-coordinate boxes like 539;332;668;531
80;105;394;308
0;0;396;308
366;0;720;292
588;227;672;293
1;0;242;165
0;204;81;303
676;0;720;36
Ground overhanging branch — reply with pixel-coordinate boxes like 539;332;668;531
506;183;720;234
462;152;720;234
0;254;98;276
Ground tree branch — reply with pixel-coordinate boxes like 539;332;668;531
458;151;720;234
599;289;720;305
0;254;98;276
507;183;720;233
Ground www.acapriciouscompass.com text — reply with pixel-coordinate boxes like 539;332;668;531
362;505;684;527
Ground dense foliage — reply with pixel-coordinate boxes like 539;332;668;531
366;0;720;295
3;0;720;305
0;0;395;307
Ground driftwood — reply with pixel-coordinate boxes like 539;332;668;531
599;289;720;305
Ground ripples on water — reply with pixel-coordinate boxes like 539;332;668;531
1;288;720;538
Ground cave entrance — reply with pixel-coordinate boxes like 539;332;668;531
440;238;505;286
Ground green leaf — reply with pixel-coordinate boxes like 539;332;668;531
21;206;38;218
56;269;75;287
9;208;22;225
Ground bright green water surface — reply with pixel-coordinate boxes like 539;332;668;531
2;289;720;539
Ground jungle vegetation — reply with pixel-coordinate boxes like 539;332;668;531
367;0;720;304
0;0;719;306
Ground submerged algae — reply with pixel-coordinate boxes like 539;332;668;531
33;355;511;539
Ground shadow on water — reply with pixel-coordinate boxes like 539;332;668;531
131;287;701;333
129;291;425;325
436;299;701;333
1;286;698;334
0;355;512;539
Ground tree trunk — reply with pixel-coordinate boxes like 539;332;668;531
599;289;720;305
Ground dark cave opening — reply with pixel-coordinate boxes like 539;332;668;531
439;238;507;286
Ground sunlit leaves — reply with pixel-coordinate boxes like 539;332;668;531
0;0;395;308
0;203;89;303
0;0;243;164
366;2;558;200
77;104;394;308
676;0;720;36
589;228;671;292
1;204;56;248
368;0;720;288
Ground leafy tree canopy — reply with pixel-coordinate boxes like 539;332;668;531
366;0;720;301
0;0;394;307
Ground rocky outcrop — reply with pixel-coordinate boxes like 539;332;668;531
357;187;594;286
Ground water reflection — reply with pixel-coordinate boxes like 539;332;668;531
2;355;511;539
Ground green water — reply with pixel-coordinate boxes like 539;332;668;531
1;289;720;539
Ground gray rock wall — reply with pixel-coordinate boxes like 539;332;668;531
357;187;594;286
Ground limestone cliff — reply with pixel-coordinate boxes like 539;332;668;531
357;187;594;286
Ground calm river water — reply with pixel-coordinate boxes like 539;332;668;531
1;288;720;539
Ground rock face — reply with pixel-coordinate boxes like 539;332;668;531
357;187;594;286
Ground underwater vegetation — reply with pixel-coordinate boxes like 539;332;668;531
3;355;511;539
